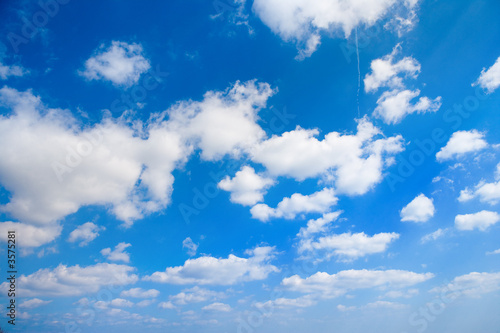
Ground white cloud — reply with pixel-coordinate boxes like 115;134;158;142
436;130;488;161
80;41;151;87
168;80;274;160
252;0;419;58
400;194;435;223
136;299;155;307
68;222;105;247
254;295;316;310
473;56;500;93
0;222;61;248
282;269;434;298
110;298;134;308
338;300;408;311
250;188;337;222
251;117;404;195
455;210;500;231
380;288;419;299
182;237;198;256
218;166;275;206
0;60;27;80
144;246;279;285
305;232;399;262
202;302;232;312
459;180;500;205
431;272;500;297
486;249;500;255
420;228;449;244
170;286;225;305
364;44;420;92
297;211;343;241
158;301;176;309
19;298;52;309
374;89;442;124
0;263;138;297
101;242;132;263
120;288;160;299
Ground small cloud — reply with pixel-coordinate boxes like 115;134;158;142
20;298;52;309
68;222;105;247
400;194;435;223
101;242;132;263
182;237;198;256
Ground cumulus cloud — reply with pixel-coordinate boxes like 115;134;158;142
364;44;420;92
252;0;420;58
473;56;500;93
436;130;488;161
304;232;400;262
0;263;138;297
459;179;500;205
400;194;435;223
120;288;160;299
182;237;199;256
101;242;132;263
110;298;134;308
144;246;279;285
431;271;500;297
158;301;176;309
170;286;225;305
19;298;52;309
68;222;105;247
282;269;434;298
79;41;151;87
0;60;27;80
251;117;404;195
374;89;442;124
251;188;337;222
218;166;275;206
202;302;232;312
0;222;61;248
455;210;500;231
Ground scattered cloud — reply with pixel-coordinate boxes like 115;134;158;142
0;263;138;297
182;237;199;256
436;130;488;161
218;166;275;206
68;222;105;247
459;180;500;205
158;301;176;309
455;211;500;231
79;41;151;87
19;298;52;309
254;295;316;310
0;222;61;248
202;302;232;312
486;249;500;255
338;300;408;311
421;228;450;244
101;242;132;263
144;246;279;285
121;288;160;299
250;188;337;222
400;194;435;223
282;269;434;298
473;56;500;93
431;271;500;297
0;60;27;80
170;286;225;305
110;298;134;308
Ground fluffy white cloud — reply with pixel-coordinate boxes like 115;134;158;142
473;56;500;93
305;232;400;262
0;222;61;248
282;269;434;298
431;272;500;297
170;286;225;305
420;228;449;244
19;298;52;309
182;237;199;256
0;263;138;297
297;212;343;242
364;44;420;92
251;117;404;195
110;298;134;308
218;166;275;206
0;60;27;80
251;188;337;222
68;222;105;246
400;194;435;223
144;246;279;285
101;242;132;263
252;0;419;58
158;301;176;309
168;80;274;160
486;249;500;255
436;130;488;161
120;288;160;299
202;302;232;312
455;211;500;231
374;89;442;124
459;180;500;205
79;41;151;87
254;295;316;310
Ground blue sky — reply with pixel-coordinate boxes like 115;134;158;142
0;0;500;332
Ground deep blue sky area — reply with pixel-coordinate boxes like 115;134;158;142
0;0;499;332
